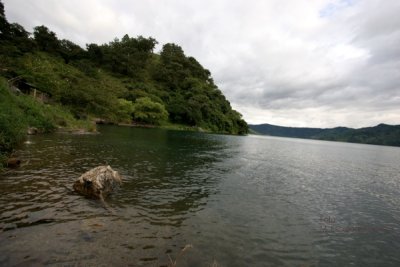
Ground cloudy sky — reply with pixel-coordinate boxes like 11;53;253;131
3;0;400;128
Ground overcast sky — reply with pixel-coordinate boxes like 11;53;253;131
3;0;400;128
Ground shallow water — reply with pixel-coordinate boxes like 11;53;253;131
1;126;400;266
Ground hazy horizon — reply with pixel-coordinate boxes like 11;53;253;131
249;121;398;129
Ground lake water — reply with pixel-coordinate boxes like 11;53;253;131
1;126;400;266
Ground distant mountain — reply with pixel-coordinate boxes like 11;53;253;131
249;123;400;147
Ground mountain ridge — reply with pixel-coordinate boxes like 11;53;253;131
249;123;400;147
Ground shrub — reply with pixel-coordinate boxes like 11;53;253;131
132;97;168;125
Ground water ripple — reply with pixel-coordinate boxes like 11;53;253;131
1;128;400;266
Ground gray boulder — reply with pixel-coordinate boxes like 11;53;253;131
73;165;122;199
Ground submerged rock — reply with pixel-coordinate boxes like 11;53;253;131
27;127;38;135
7;158;21;168
73;165;122;199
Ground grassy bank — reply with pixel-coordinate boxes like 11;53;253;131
0;77;95;170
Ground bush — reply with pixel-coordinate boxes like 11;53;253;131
132;97;168;125
115;99;135;123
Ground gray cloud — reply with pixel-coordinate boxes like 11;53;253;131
3;0;400;127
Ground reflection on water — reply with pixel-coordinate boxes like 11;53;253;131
1;127;400;266
0;126;233;266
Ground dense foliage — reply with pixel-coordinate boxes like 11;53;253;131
0;0;247;136
249;123;400;147
132;97;168;125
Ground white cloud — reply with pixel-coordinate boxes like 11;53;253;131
3;0;400;128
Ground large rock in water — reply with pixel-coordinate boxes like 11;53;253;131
73;166;122;199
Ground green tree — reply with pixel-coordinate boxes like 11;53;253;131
0;0;9;38
86;43;103;63
186;56;212;83
33;25;60;53
59;39;85;63
93;35;157;79
132;97;168;125
0;2;34;55
155;43;190;89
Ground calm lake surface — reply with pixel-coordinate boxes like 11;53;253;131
1;126;400;266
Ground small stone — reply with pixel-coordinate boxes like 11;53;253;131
7;158;21;168
27;127;38;135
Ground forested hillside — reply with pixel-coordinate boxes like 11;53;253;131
0;0;247;134
250;123;400;147
0;0;247;167
249;124;325;138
